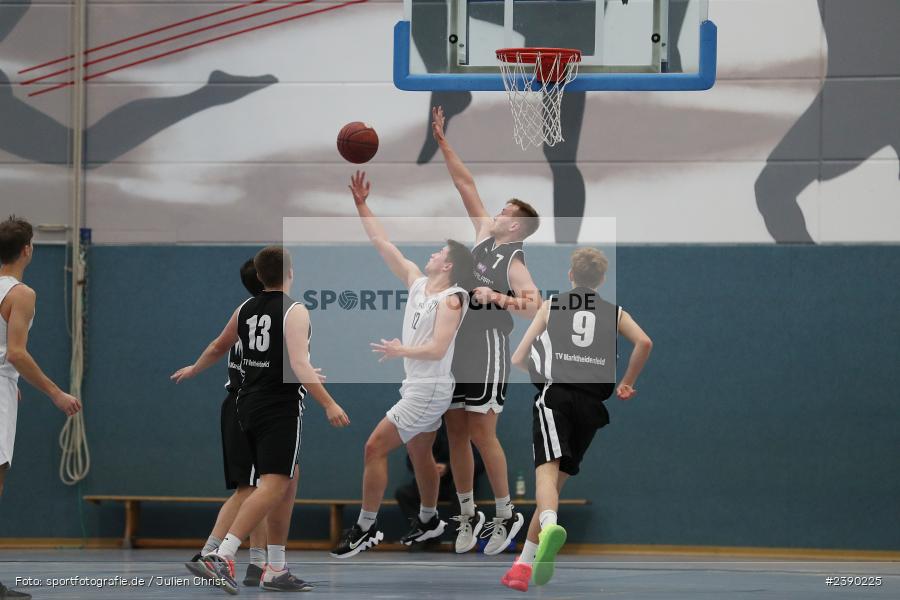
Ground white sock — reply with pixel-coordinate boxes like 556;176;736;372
518;540;539;566
217;533;241;559
267;545;286;571
249;547;266;568
539;510;558;529
418;505;438;523
357;510;378;531
495;495;513;519
457;491;475;517
201;535;221;556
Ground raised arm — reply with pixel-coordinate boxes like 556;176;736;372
432;106;492;238
171;307;240;383
511;299;551;371
284;304;349;427
616;310;653;400
371;293;464;362
350;171;423;288
4;285;81;416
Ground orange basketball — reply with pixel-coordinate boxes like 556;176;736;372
337;122;379;164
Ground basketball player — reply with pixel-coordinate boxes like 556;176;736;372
330;171;472;558
432;107;542;554
188;246;350;594
0;216;81;600
502;248;652;591
174;259;270;588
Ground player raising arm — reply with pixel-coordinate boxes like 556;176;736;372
330;172;472;557
432;105;543;555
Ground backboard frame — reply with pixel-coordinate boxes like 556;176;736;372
394;0;716;92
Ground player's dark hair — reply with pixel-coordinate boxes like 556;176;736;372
446;239;475;288
240;258;264;296
571;247;609;289
254;246;292;288
0;216;33;264
507;198;540;239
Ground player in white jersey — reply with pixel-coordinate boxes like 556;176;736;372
0;216;81;600
330;172;475;558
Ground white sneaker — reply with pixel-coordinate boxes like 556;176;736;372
451;510;485;553
482;511;525;556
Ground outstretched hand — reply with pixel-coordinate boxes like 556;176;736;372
370;338;404;362
431;106;446;143
349;170;370;206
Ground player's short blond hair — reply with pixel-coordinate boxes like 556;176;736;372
570;247;608;289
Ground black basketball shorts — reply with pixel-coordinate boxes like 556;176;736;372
237;396;303;479
221;392;258;489
532;384;609;476
450;327;510;414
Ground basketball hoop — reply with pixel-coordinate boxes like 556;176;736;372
496;47;581;150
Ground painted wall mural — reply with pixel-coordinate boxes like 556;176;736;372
1;0;897;244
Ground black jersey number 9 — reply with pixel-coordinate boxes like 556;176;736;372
571;310;596;348
246;314;272;352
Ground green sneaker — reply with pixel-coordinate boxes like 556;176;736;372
532;524;567;586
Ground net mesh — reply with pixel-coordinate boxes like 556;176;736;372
497;49;581;150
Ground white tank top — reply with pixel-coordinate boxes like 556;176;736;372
0;275;32;381
402;277;468;382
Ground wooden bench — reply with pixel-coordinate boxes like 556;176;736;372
84;495;589;549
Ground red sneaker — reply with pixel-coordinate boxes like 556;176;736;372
501;560;532;592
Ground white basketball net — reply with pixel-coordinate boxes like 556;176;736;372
497;50;581;151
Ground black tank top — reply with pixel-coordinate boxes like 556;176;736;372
461;236;525;336
529;288;618;399
237;291;307;405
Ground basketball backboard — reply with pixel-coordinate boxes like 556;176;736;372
394;0;716;91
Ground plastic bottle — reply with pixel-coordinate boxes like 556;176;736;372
515;471;526;498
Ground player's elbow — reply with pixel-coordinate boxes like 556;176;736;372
637;336;653;353
210;339;230;355
5;348;28;368
511;350;527;369
428;343;452;361
455;179;477;194
290;359;313;380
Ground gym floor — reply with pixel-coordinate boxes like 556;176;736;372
1;549;897;599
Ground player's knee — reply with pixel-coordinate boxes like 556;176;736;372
363;439;385;462
469;428;497;450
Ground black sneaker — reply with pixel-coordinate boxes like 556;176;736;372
195;554;239;595
243;563;264;587
185;553;208;579
260;568;314;592
329;522;384;558
0;581;31;599
400;514;446;545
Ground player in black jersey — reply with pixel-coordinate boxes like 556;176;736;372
502;248;652;592
179;246;349;594
433;107;543;555
172;259;271;587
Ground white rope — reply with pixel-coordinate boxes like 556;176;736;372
60;0;90;486
60;238;89;485
498;51;580;151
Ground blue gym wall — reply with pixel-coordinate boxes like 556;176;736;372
2;243;898;551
